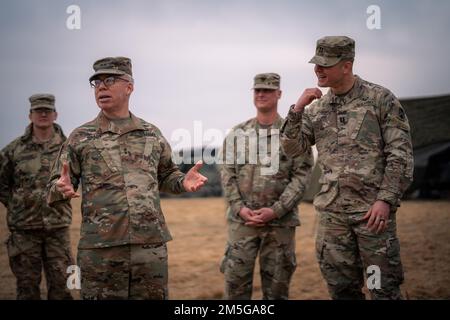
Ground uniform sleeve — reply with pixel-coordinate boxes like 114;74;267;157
280;105;315;158
219;133;245;216
157;135;186;194
376;92;414;207
271;145;314;218
47;140;81;206
0;147;13;207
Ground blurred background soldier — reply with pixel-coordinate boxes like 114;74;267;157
281;36;414;299
47;57;207;299
0;94;73;300
220;73;314;299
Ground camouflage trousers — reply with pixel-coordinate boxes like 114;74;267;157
220;222;297;300
6;227;74;300
78;243;168;300
315;210;404;300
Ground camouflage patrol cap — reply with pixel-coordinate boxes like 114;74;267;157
252;73;281;90
29;94;56;111
309;36;355;67
89;56;133;82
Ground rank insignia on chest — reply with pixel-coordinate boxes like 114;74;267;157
339;115;348;125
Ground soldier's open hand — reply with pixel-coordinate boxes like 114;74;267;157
183;161;208;192
363;200;390;234
56;161;80;199
294;88;323;112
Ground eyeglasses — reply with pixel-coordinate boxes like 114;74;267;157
90;76;129;88
31;108;54;115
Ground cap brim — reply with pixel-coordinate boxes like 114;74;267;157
309;55;341;67
30;105;55;110
252;85;279;90
89;69;127;82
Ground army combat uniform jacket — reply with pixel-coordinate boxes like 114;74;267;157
281;76;414;213
0;124;71;230
47;112;185;249
220;115;314;227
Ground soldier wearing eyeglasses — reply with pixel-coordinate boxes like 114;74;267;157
47;56;208;299
0;94;73;300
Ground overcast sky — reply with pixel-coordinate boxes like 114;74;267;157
1;0;449;149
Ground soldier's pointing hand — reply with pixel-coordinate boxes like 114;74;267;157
56;162;80;199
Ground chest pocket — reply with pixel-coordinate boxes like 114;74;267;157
313;111;336;139
81;139;119;185
13;147;41;188
143;137;154;158
141;136;160;172
92;140;120;173
15;156;40;176
350;108;382;148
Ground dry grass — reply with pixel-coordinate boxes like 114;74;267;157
0;198;449;299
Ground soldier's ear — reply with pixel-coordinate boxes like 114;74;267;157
343;60;353;74
54;111;58;121
277;90;282;99
126;82;134;96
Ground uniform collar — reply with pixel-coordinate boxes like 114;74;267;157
325;75;364;106
21;123;65;145
21;124;34;141
253;113;283;130
96;111;145;135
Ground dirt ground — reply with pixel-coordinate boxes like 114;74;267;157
0;198;449;299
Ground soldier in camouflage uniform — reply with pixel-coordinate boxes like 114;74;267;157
280;36;414;299
47;57;207;300
220;73;314;300
0;94;73;300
